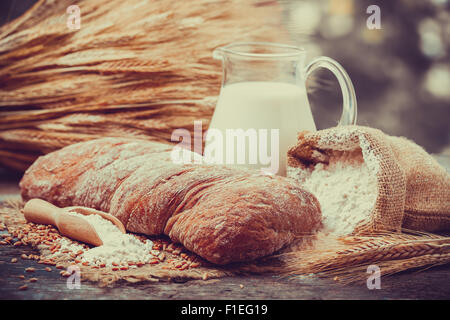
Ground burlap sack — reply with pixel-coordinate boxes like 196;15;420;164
287;125;450;234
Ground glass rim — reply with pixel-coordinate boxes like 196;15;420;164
214;42;305;60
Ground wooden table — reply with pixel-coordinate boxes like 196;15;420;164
1;157;449;300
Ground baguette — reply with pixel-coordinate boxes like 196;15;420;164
20;137;321;264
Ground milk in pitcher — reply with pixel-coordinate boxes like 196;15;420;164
205;81;317;176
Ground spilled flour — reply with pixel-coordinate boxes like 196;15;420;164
49;212;154;267
288;157;378;236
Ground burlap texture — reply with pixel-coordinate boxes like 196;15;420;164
287;125;450;234
0;198;230;287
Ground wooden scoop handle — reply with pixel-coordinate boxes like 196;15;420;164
23;199;103;246
23;198;60;226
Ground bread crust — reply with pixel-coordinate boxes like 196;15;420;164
20;138;322;264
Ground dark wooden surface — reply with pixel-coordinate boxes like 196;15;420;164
1;157;450;300
1;240;450;300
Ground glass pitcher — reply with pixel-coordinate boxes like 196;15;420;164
204;42;357;176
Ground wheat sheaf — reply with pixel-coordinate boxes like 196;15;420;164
1;0;449;284
0;0;283;171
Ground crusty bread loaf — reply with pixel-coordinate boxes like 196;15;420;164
20;137;322;264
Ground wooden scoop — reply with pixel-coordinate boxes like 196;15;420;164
22;199;126;246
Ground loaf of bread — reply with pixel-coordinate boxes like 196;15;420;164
20;138;322;264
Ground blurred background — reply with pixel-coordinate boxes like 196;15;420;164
279;0;450;154
1;0;449;154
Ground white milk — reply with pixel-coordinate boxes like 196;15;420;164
205;81;316;176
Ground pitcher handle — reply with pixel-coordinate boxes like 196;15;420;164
304;56;357;125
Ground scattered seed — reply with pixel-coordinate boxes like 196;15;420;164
45;267;52;272
240;284;244;289
25;267;35;273
18;275;25;280
202;272;209;281
178;264;189;271
10;258;18;263
18;285;28;291
29;278;38;283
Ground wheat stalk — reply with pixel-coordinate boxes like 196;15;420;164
0;0;285;171
4;0;448;283
236;230;450;283
322;253;450;284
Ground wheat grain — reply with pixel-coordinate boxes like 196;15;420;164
234;230;450;283
0;0;285;170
